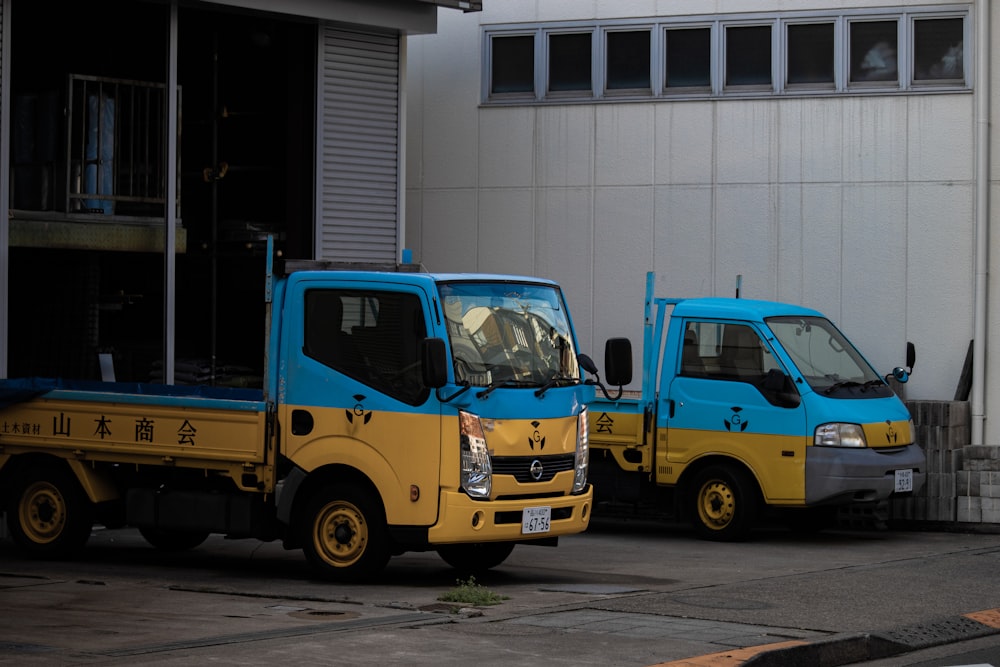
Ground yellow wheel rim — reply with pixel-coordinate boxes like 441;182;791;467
312;500;369;568
19;481;67;545
697;479;735;531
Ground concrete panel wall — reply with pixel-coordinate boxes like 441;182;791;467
405;3;979;404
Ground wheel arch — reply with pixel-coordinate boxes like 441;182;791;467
0;453;117;511
285;464;385;547
675;454;763;516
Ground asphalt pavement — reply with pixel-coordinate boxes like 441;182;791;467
2;516;1000;666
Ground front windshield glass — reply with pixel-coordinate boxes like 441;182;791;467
438;282;579;388
766;316;892;397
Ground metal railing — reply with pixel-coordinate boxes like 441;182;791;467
65;74;180;218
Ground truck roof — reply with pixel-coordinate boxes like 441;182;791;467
279;262;560;288
668;296;825;321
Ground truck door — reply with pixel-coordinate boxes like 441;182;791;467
281;281;441;526
663;320;808;504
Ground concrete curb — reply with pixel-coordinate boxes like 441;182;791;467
745;609;1000;667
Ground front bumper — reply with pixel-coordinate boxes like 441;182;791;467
805;443;926;505
427;485;593;545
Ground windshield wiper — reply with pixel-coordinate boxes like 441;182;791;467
476;378;535;399
534;374;581;397
823;380;862;395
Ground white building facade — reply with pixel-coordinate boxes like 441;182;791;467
404;1;996;453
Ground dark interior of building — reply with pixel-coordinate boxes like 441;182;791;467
7;0;316;385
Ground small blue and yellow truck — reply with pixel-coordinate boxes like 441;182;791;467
0;251;627;580
589;273;926;540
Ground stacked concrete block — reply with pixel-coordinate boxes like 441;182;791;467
954;445;1000;524
892;400;970;523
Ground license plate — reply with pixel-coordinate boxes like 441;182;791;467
894;469;913;493
522;506;551;534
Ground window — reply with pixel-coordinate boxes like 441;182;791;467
483;8;970;104
665;27;711;89
787;22;835;86
683;322;783;381
606;29;651;91
913;17;964;82
726;25;772;87
491;34;534;95
850;20;899;84
549;32;592;92
304;289;429;405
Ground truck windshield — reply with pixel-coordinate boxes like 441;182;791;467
438;282;579;388
766;316;893;397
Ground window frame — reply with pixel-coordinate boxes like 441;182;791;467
846;16;903;89
545;26;598;98
601;24;655;97
909;12;970;88
662;22;714;94
481;5;971;105
721;20;777;93
782;19;840;92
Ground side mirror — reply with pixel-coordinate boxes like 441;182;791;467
887;342;916;385
421;337;448;389
604;338;633;387
578;353;599;376
760;369;801;408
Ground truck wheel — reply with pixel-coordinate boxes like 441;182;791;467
437;542;516;574
301;484;390;581
9;466;93;558
689;465;759;542
139;527;210;551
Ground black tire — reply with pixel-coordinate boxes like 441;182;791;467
437;542;516;574
8;466;93;558
688;465;760;542
139;527;210;551
300;483;390;582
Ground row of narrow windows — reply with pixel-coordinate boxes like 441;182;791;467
485;8;968;102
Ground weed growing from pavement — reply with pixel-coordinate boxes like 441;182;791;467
437;576;508;607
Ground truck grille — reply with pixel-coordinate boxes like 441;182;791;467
492;454;575;483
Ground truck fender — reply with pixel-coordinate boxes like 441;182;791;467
65;460;120;504
279;438;401;522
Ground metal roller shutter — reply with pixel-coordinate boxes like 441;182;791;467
317;26;401;262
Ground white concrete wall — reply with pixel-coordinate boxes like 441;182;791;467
405;1;981;411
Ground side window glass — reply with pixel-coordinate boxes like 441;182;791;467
849;20;898;84
683;321;766;384
304;289;429;405
787;22;835;87
664;26;711;89
913;18;963;82
680;322;708;377
548;31;592;93
606;29;651;92
725;24;772;87
491;34;535;96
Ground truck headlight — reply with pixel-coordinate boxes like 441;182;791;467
459;410;492;498
814;422;867;448
573;408;589;493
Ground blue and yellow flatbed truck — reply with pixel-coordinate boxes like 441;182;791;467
589;273;926;540
0;252;624;580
